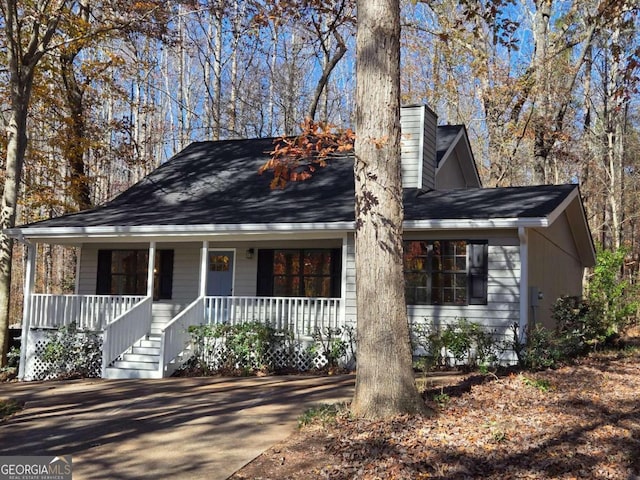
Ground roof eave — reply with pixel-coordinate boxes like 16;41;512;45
7;217;551;242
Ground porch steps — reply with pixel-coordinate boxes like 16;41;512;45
104;312;171;379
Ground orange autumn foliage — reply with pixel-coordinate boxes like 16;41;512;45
260;118;354;189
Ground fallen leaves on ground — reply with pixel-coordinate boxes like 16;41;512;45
231;348;640;480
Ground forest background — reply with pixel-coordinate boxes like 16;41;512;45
1;0;639;330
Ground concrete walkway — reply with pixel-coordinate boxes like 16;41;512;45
0;375;355;479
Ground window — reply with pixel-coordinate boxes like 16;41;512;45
403;240;487;305
97;249;174;300
257;249;341;298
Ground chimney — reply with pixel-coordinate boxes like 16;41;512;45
400;105;437;190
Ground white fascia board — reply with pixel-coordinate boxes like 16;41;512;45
545;186;579;226
8;217;553;242
404;217;549;230
6;222;356;241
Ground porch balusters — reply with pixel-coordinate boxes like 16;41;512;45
27;294;147;331
203;296;341;338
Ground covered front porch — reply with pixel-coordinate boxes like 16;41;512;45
18;237;349;380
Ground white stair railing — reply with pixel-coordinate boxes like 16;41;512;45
204;296;341;337
28;294;146;331
101;296;153;376
159;297;205;377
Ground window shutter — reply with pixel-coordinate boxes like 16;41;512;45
158;250;174;299
256;249;274;296
96;250;112;295
330;248;342;297
468;242;488;305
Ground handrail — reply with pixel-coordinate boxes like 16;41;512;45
101;296;153;377
158;296;205;376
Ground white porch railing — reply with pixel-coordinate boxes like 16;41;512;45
101;296;153;376
159;296;205;376
28;294;147;331
204;296;342;338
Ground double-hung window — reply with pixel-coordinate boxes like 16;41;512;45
403;240;488;305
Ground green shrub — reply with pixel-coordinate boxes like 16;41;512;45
311;326;355;370
588;247;638;334
411;322;445;370
517;324;562;370
40;323;102;379
412;318;500;370
187;322;291;374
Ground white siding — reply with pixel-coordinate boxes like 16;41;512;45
436;148;466;189
400;105;436;190
344;232;521;336
345;233;357;326
528;212;585;329
408;244;520;334
400;106;422;188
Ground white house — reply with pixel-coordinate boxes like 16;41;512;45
7;105;596;379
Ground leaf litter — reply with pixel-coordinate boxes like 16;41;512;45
231;347;640;480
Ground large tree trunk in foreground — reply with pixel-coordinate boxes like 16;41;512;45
351;0;427;418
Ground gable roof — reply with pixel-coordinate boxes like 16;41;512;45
7;135;595;266
436;125;464;165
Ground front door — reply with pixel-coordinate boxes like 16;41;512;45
206;251;234;296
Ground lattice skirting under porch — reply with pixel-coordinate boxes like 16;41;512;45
23;329;104;381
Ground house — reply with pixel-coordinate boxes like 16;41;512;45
7;105;596;380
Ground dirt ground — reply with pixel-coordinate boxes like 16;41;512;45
230;342;640;480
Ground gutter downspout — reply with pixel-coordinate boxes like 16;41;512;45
518;227;529;345
15;234;36;380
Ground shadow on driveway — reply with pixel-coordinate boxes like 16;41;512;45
0;375;355;480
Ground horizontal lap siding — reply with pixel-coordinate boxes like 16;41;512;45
345;235;521;334
170;243;200;304
345;234;357;327
408;245;520;335
77;244;96;295
400;106;423;189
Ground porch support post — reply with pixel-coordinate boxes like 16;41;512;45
147;241;156;298
518;227;529;343
199;241;209;297
340;234;348;327
18;242;37;380
74;246;82;295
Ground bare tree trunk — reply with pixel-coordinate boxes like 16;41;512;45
308;30;347;122
60;15;93;211
268;21;278;135
351;0;427;419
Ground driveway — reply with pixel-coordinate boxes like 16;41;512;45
0;375;355;479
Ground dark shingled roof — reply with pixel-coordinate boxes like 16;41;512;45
20;136;578;229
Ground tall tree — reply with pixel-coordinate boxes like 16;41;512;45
0;0;68;366
350;0;427;418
